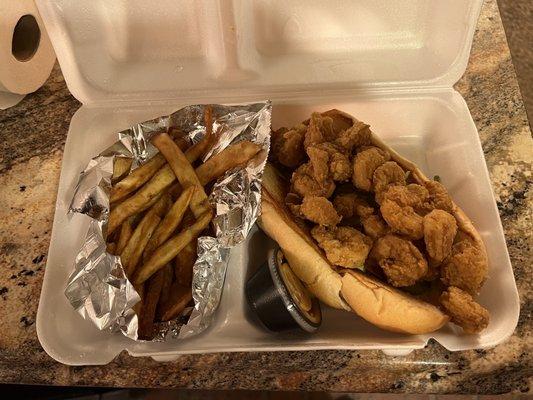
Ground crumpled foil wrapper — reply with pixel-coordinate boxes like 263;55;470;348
65;102;271;340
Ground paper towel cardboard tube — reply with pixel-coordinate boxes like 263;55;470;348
0;0;55;97
12;14;41;62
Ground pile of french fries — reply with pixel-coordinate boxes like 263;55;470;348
105;108;262;339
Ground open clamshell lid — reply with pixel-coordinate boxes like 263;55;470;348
36;0;482;104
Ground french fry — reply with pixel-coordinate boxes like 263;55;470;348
143;186;195;261
110;154;167;203
168;182;182;200
116;217;134;255
121;193;172;274
152;133;210;217
151;192;172;218
137;269;165;340
120;210;161;276
158;282;193;322
156;264;174;320
108;166;174;234
112;157;133;184
174;240;197;287
195;141;261;185
106;227;120;243
168;127;185;141
111;131;211;205
174;135;190;151
106;242;117;255
133;211;212;285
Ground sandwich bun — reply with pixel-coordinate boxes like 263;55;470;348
340;269;449;334
260;188;350;310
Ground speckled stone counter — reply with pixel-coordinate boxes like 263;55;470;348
0;0;531;394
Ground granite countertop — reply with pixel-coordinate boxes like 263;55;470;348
0;0;531;394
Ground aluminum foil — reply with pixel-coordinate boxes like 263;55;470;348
65;102;271;340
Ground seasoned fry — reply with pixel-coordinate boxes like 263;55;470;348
151;192;172;218
120;210;161;276
111;113;218;208
108;166;174;234
137;269;165;340
140;190;166;213
156;264;174;320
116;217;134;255
143;186;196;261
106;227;120;243
152;133;210;217
112;157;133;184
174;240;197;287
160;264;174;304
195;141;261;185
174;135;190;151
106;242;117;255
158;282;193;322
168;182;182;200
134;211;212;285
110;154;167;203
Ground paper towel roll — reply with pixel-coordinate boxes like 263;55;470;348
0;0;55;106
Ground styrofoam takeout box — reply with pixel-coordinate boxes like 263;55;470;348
35;0;519;365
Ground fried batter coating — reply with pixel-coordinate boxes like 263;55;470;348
291;163;335;198
440;286;489;333
333;192;374;219
352;147;391;191
381;198;424;240
330;153;352;182
311;225;372;269
380;184;429;208
285;192;302;216
361;214;390;239
425;180;454;213
423;209;458;262
335;121;372;153
300;196;341;226
370;234;428;287
373;161;407;202
271;125;306;168
424;258;442;281
441;240;488;295
307;142;352;183
306;145;330;184
304;112;336;149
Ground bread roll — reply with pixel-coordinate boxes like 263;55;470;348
259;192;349;310
341;270;449;334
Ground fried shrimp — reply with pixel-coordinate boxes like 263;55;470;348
291;163;335;198
311;225;372;269
271;125;306;168
335;121;371;153
333;192;374;219
373;161;406;203
380;198;424;240
441;239;488;295
440;286;489;333
352;147;390;191
370;234;428;287
300;196;341;226
423;209;457;262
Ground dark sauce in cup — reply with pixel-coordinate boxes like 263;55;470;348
246;245;321;332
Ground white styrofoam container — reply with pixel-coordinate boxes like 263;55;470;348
35;0;519;365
